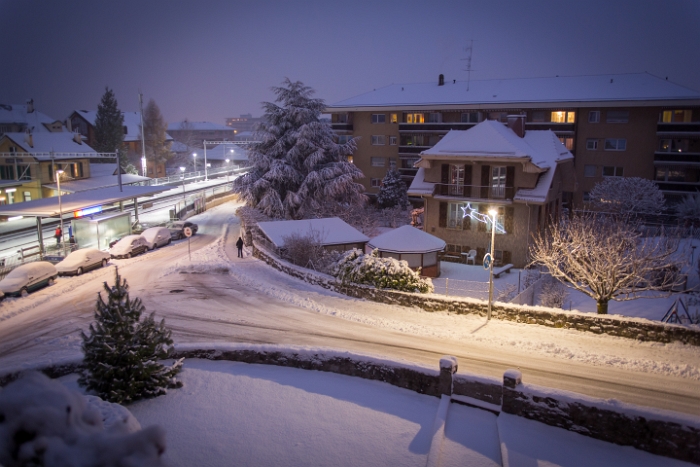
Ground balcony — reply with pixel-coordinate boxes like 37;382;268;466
654;152;700;165
525;122;576;132
657;123;700;135
398;145;428;154
433;183;515;200
656;181;700;193
398;122;477;132
331;123;353;131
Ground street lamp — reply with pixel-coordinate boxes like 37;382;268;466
225;158;230;182
487;208;498;321
193;153;197;173
56;169;65;249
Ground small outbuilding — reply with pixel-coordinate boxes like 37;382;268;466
256;217;369;254
367;225;446;277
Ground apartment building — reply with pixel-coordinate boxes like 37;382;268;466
326;73;700;207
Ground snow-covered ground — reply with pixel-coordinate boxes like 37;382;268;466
55;359;693;467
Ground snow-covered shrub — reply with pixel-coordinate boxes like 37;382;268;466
675;194;700;227
80;268;183;404
539;276;568;309
329;249;434;293
281;228;332;270
588;177;665;216
0;372;166;467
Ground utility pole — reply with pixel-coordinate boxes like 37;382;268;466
139;91;147;177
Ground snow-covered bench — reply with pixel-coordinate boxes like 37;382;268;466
493;263;514;278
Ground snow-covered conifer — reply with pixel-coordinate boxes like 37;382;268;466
377;169;409;210
79;268;182;404
588;177;664;216
234;79;366;219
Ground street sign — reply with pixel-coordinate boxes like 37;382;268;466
483;253;492;270
183;227;193;238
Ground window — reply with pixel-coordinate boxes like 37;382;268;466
606;110;629;123
370;178;381;188
427;112;442;123
461;112;479;123
389;159;397;170
23;191;31;202
586;139;598;150
371;157;386;167
0;166;13;180
486;206;506;235
449;164;464;196
488;112;508;122
346;155;354;164
656;167;687;182
337;135;351;144
531;111;546;122
588;111;600;123
604;139;627;151
68;162;83;178
335;114;348;123
491;166;507;198
371;114;386;124
447;202;468;230
603;166;624;177
584;165;596;177
583;191;591;201
371;135;386;145
390;113;398;124
405;113;424;123
659;139;693;152
551;111;575;123
389;136;397;145
401;158;419;169
662;110;692;123
558;137;574;150
401;134;425;146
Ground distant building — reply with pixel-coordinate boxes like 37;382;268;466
0;100;67;135
225;114;263;133
167;120;236;147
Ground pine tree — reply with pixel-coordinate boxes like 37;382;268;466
377;169;409;209
233;78;366;219
94;87;129;170
143;99;172;164
79;267;182;404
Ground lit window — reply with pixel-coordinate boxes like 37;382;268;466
23;191;31;202
390;113;398;123
586;139;598;150
371;157;386;167
606;110;629;123
604;139;627;151
389;136;397;145
370;178;381;188
588;111;600;123
602;166;624;177
491;166;506;199
447;202;468;230
558;137;574;150
584;165;596;177
347;155;353;164
551;111;575;123
662;110;692;123
371;114;386;124
406;113;424;123
371;135;386;145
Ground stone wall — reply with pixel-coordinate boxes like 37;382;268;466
253;243;700;346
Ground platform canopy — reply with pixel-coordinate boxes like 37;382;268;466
0;185;170;218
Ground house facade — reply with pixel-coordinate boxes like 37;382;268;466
409;118;574;268
326;73;700;206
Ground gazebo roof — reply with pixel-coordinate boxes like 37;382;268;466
368;225;446;254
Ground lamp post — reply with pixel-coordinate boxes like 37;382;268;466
225;158;230;182
487;208;497;321
193;153;197;173
56;169;65;250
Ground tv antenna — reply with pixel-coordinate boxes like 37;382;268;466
462;40;475;91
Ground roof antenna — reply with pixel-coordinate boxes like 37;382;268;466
461;40;475;91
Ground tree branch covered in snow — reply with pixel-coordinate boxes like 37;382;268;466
529;213;684;314
588;177;665;216
233;79;366;219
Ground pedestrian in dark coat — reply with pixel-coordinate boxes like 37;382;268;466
236;236;244;258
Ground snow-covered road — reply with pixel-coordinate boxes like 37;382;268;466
0;200;699;416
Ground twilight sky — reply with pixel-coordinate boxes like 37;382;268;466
2;0;699;126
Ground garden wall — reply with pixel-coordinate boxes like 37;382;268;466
252;243;700;346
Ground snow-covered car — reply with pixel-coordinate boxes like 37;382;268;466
166;221;198;240
0;262;58;297
109;235;149;259
141;227;172;250
55;248;111;276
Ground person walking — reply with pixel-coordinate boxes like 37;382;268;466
54;226;62;245
236;236;244;258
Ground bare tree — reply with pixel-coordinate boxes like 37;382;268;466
529;213;683;314
588;177;665;216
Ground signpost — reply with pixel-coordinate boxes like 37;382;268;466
184;226;193;261
483;253;492;270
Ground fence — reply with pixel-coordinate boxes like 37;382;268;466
430;277;489;299
0;243;78;281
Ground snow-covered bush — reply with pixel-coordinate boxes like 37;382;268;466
0;372;166;467
79;268;183;404
281;228;332;270
539;276;568;309
674;194;700;226
329;249;434;293
588;177;664;216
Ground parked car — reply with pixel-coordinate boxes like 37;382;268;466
55;248;111;276
0;262;58;297
166;221;199;240
141;227;173;250
109;235;149;259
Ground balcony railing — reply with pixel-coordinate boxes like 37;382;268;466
525;122;576;132
657;123;700;134
433;183;514;200
399;123;476;132
654;152;700;164
656;181;700;193
331;123;353;131
398;145;428;154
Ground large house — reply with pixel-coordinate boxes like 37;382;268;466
408;118;574;268
0;100;66;135
326;73;700;206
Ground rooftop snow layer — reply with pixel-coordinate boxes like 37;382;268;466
257;218;369;248
74;110;173;142
368;225;445;253
328;73;700;109
0;103;67;132
2;132;97;157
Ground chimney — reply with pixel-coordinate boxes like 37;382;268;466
26;99;34;113
73;132;82;144
507;115;526;138
24;131;33;148
438;74;445;86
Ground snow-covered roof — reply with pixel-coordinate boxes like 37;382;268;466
407;167;434;196
73;110;173;142
328;73;700;109
43;173;150;193
204;144;249;162
257;218;369;248
167;121;235;131
1;132;97;159
0;103;67;132
368;225;445;253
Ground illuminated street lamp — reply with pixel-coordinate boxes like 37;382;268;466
487;208;498;320
56;169;65;249
225;158;230;182
193;152;197;172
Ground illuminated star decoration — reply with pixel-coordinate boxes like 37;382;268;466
461;203;506;234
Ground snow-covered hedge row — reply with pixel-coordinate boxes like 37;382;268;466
329;249;434;294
